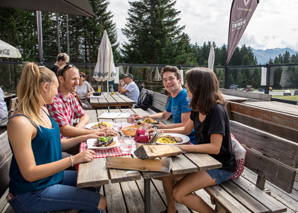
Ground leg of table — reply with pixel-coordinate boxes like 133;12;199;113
144;178;150;213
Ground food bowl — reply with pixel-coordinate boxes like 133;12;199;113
121;125;142;136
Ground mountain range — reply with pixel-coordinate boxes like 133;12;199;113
251;48;297;64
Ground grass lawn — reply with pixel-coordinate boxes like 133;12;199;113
272;95;298;101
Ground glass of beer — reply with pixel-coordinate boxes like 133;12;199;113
97;85;101;93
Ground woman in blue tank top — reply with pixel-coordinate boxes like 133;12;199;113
7;63;106;212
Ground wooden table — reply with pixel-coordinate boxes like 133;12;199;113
90;92;135;109
78;108;222;213
222;94;250;103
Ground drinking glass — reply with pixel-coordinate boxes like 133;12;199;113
97;85;101;93
113;122;122;132
120;136;132;153
126;114;134;124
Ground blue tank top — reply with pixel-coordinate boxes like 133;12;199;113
9;111;63;195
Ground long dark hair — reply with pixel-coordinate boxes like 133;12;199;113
186;67;225;115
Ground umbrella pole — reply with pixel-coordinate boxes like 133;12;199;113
107;81;109;110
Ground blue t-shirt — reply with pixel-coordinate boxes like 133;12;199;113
9;113;63;196
165;89;196;144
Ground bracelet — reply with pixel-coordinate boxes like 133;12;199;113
70;155;74;167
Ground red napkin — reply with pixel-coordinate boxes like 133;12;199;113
134;129;150;143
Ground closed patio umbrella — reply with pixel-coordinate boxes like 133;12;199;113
93;30;116;93
0;40;22;58
208;43;215;71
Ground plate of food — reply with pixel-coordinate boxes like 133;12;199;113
137;117;159;124
85;122;111;129
156;133;190;145
87;136;119;150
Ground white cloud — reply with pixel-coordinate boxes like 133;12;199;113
108;0;298;51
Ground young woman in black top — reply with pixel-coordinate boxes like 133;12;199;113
159;67;236;213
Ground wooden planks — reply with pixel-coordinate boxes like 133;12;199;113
134;144;182;160
0;131;11;205
230;121;298;168
184;153;222;171
232;177;287;212
77;158;109;188
85;110;97;123
230;101;298;130
231;111;298;143
91;92;134;109
106;156;172;173
244;146;296;193
205;176;288;213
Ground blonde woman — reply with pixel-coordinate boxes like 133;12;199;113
7;63;106;212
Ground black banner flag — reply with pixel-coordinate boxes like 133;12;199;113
226;0;259;65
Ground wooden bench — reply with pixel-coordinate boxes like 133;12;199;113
0;130;13;213
205;101;298;212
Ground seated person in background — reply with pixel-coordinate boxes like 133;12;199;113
7;63;106;212
158;67;236;213
46;64;117;154
0;87;8;119
118;73;140;103
50;53;69;75
76;72;94;110
134;66;196;144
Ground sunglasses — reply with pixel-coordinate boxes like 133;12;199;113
80;75;85;78
60;64;75;76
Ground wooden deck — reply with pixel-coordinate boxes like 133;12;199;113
90;167;298;213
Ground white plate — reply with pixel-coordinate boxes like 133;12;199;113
155;133;190;145
85;122;111;130
87;137;119;150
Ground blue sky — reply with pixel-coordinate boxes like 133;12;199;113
108;0;298;51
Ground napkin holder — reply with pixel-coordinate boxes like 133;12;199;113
134;129;150;143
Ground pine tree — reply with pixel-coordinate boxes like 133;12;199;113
121;0;196;64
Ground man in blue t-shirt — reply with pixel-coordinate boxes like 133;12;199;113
134;66;196;144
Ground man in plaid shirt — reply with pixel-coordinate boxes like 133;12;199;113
46;64;117;141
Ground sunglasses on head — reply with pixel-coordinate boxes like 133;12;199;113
60;64;75;76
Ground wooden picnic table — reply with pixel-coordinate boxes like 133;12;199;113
244;100;298;117
222;94;249;103
78;108;222;213
89;92;135;109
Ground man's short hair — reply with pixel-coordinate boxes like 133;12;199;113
160;65;181;79
57;64;76;78
57;53;69;63
123;73;133;79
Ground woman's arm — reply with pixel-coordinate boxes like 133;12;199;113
178;134;223;155
8;116;95;182
60;132;105;151
161;118;194;135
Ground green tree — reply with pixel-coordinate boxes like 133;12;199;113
121;0;196;64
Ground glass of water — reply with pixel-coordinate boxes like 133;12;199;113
120;136;132;154
126;114;135;124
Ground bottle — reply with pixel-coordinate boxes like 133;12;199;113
111;85;114;95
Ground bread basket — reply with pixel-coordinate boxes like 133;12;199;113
121;125;142;136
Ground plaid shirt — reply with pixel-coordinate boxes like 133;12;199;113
46;90;85;138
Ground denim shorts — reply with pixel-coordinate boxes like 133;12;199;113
206;169;233;184
8;170;104;213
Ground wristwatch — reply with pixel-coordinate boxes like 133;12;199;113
153;124;158;129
